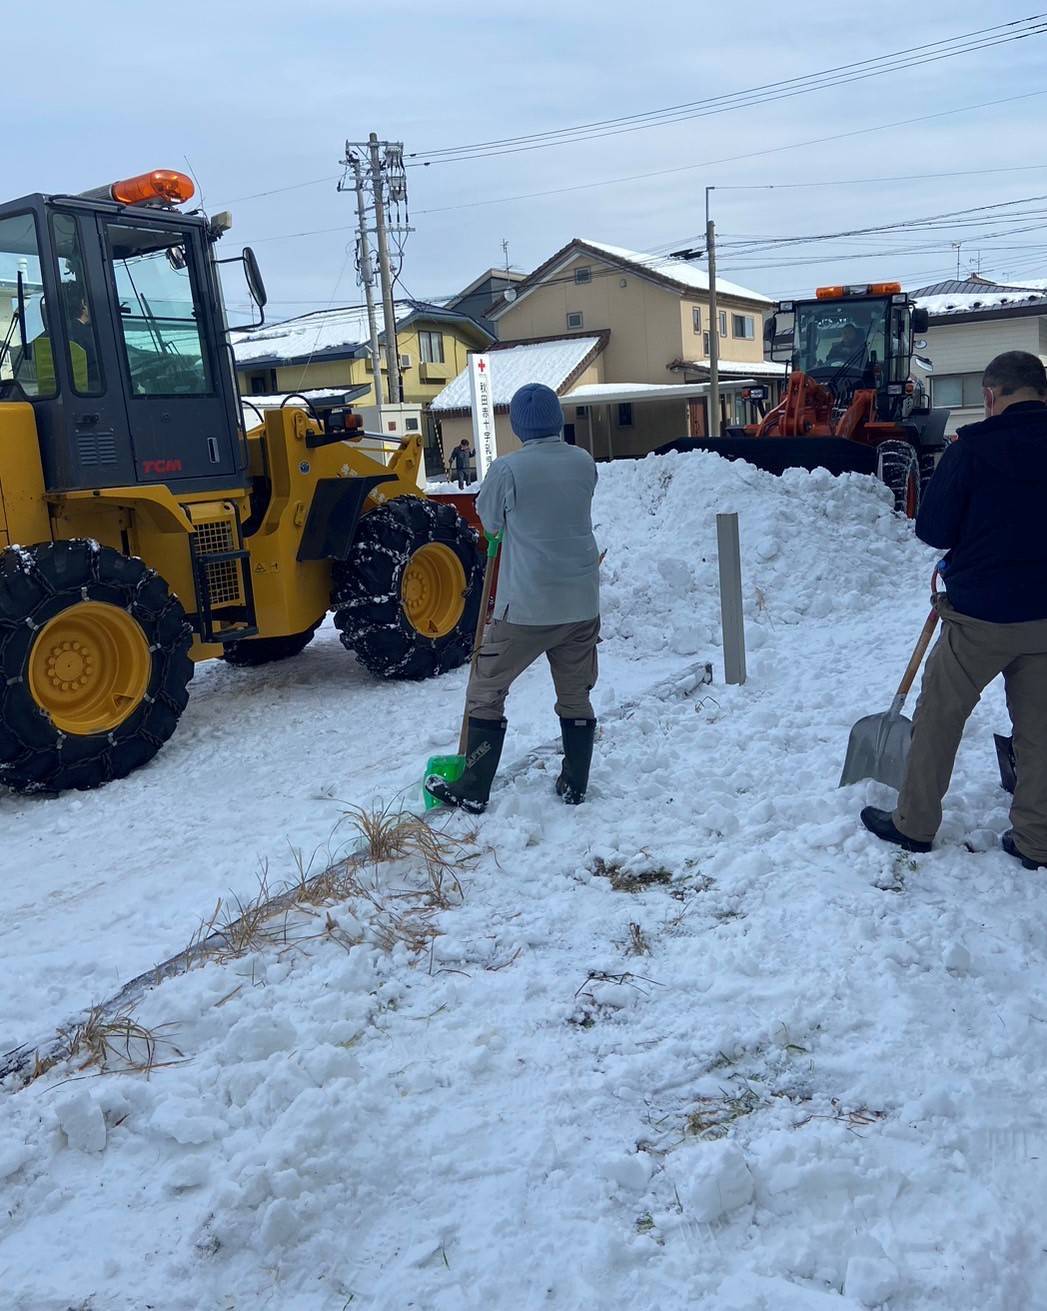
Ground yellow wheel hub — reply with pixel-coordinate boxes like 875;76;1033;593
401;543;466;639
28;602;152;735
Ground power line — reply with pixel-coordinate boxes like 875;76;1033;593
410;89;1047;217
409;19;1047;163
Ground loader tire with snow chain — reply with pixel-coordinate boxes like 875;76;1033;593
0;540;194;794
919;448;940;501
331;496;483;681
876;440;921;519
222;622;320;667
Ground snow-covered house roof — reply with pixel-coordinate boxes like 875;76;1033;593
910;275;1047;321
232;301;493;369
580;240;774;305
431;332;607;414
488;238;772;322
670;357;788;378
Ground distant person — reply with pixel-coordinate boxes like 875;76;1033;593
449;439;473;489
861;350;1047;870
426;383;600;814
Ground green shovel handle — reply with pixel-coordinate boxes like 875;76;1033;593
485;531;502;560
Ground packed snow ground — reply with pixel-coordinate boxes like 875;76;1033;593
3;452;1045;1311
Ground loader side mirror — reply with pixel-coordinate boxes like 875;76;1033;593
911;308;929;334
244;247;267;312
216;246;267;331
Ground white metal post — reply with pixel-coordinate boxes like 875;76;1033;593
716;512;746;685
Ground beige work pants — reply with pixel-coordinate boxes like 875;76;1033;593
465;617;600;722
895;598;1047;861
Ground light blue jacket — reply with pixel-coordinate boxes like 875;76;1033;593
476;436;600;626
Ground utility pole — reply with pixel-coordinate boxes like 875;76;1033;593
705;185;721;438
369;133;402;404
347;156;383;429
342;134;412;407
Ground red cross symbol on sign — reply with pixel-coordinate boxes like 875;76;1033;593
477;359;487;372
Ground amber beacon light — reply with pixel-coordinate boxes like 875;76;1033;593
109;169;195;205
79;169;195;207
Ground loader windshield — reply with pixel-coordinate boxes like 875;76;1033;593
0;212;55;399
105;221;213;397
794;299;888;379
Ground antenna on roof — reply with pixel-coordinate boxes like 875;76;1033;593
501;238;517;302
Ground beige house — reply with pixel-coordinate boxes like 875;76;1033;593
483;238;781;452
912;276;1047;435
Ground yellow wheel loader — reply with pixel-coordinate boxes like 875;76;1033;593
0;169;482;793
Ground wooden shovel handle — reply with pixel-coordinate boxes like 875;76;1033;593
457;546;500;755
895;608;940;702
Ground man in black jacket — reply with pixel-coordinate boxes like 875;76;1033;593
861;350;1047;869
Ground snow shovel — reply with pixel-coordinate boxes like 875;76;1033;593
422;531;501;810
838;604;941;790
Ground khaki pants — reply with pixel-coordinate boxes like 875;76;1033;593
895;597;1047;860
465;617;600;721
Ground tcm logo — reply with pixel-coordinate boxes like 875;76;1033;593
142;458;183;476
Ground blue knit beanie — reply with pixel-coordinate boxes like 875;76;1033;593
509;383;564;442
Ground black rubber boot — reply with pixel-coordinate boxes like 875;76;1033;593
425;718;507;815
995;734;1017;795
1002;829;1047;871
860;806;932;853
556;717;596;805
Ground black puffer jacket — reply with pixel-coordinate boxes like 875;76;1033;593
917;401;1047;622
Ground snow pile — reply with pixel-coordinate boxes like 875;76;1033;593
593;449;923;660
3;451;1044;1310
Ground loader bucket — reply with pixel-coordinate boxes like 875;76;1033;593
656;436;879;479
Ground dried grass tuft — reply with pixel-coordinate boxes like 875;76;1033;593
57;1005;183;1077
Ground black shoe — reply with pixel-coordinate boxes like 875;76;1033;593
425;718;507;814
1002;829;1047;870
556;717;596;805
860;806;932;853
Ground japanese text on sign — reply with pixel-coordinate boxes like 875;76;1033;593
469;353;497;481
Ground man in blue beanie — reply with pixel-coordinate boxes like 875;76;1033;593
426;382;601;814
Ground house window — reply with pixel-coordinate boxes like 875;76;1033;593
419;331;445;364
718;310;728;337
617;403;633;427
703;331;711;356
567;311;584;329
933;372;984;408
574;267;592;284
692;307;702;334
405;417;420;431
575;405;589;418
248;369;276;394
732;314;755;340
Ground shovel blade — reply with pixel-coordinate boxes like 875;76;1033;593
422;753;465;811
839;709;913;790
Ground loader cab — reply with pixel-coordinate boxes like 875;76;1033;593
771;283;920;419
0;180;247;495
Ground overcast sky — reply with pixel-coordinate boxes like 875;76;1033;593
7;1;1047;320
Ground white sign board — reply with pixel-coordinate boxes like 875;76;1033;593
468;353;497;481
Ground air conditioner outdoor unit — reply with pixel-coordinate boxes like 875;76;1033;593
398;353;413;369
